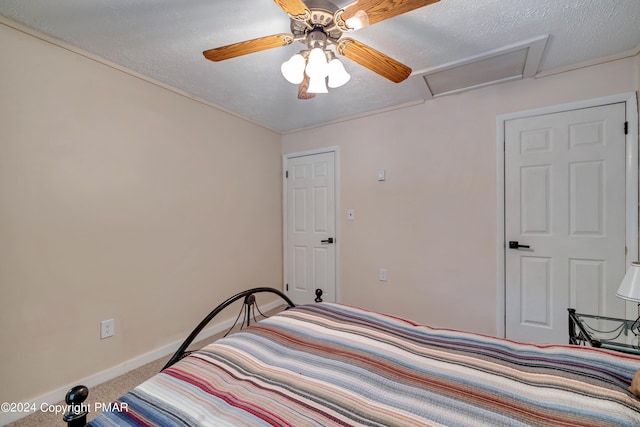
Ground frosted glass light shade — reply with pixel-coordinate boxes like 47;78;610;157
307;75;328;93
345;10;368;31
327;58;350;88
617;262;640;302
281;54;305;84
305;48;329;78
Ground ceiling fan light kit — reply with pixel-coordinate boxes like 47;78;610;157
203;0;441;98
306;47;329;77
327;57;350;88
281;53;306;84
307;74;329;93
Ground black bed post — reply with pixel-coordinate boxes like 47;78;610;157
315;288;323;302
244;294;256;327
63;385;89;427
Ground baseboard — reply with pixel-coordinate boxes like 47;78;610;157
0;299;284;425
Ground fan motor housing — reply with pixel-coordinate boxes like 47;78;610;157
290;8;342;42
309;9;334;26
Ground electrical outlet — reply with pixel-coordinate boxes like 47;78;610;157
101;319;114;339
379;268;388;282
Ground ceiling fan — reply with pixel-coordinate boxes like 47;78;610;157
202;0;440;98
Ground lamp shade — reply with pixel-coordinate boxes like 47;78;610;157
281;54;305;84
327;58;350;88
305;47;329;78
307;75;328;93
616;262;640;302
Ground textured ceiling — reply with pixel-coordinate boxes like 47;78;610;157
1;0;639;133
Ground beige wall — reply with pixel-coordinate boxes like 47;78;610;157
0;23;282;404
283;56;639;335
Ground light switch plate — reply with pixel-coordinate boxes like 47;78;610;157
377;170;386;181
347;209;355;220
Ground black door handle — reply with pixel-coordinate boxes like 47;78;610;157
509;241;530;249
321;237;334;244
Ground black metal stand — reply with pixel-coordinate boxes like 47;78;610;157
568;308;599;346
568;308;640;354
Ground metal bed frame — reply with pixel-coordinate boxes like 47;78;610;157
63;287;300;427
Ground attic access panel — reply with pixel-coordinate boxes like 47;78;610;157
418;35;548;98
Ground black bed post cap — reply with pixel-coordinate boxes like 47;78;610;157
63;385;89;427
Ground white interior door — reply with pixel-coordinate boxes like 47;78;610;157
285;151;336;304
505;102;627;344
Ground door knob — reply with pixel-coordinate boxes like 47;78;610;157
509;241;531;249
321;237;334;244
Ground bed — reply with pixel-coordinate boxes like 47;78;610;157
65;288;640;426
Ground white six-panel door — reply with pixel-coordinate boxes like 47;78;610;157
505;103;627;344
285;151;336;304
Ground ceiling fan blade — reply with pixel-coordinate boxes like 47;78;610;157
273;0;311;21
203;34;294;62
337;38;411;83
337;0;439;31
298;74;316;100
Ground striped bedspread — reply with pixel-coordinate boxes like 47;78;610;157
89;303;640;426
